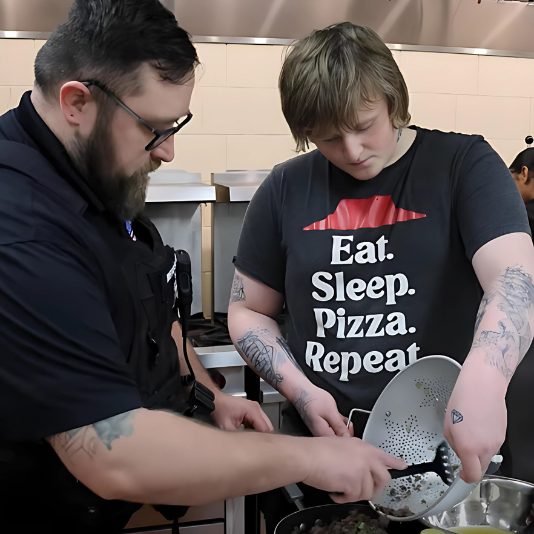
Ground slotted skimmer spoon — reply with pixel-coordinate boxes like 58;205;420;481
388;441;455;485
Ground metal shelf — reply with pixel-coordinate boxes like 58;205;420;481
146;183;216;203
214;181;263;202
214;170;269;203
195;345;246;369
146;169;216;203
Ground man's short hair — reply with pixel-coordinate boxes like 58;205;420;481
35;0;199;99
279;22;411;152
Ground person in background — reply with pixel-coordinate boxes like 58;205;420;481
228;22;534;533
0;4;406;533
510;148;534;235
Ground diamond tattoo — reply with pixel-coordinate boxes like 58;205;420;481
451;409;464;424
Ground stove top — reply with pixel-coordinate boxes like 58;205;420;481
187;312;287;348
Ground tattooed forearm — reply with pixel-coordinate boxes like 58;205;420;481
474;294;489;334
277;336;303;371
236;328;305;389
48;411;136;460
473;266;534;379
237;330;283;387
229;273;246;304
293;389;313;429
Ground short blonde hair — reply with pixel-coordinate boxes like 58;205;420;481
279;22;411;152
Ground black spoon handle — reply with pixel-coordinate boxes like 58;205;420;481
390;463;435;479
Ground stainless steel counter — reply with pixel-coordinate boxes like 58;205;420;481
196;345;246;369
196;344;286;425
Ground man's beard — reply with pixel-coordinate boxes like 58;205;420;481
66;120;160;222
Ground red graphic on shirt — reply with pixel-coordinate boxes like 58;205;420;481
303;196;426;231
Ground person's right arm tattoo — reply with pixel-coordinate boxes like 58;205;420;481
229;273;246;304
472;266;534;380
293;389;313;429
236;329;303;389
47;411;137;460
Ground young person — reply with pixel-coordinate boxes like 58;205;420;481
228;23;534;533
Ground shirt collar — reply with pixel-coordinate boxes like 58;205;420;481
15;91;106;212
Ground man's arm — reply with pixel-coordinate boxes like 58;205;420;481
445;232;534;482
227;269;350;437
47;407;406;506
171;322;273;432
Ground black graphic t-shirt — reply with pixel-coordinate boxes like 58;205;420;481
234;127;531;416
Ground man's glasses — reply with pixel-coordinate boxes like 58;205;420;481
81;80;193;151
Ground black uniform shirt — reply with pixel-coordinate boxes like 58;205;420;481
0;93;143;442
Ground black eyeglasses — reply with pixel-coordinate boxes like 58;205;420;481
81;80;193;151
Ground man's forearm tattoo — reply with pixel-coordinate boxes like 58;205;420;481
93;412;135;449
277;336;303;371
294;389;313;429
473;266;534;379
48;411;136;460
230;273;246;304
237;330;284;387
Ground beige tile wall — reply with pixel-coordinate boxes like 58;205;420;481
2;41;533;169
3;39;534;316
396;51;534;164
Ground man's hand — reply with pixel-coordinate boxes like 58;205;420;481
303;436;407;503
292;385;352;438
444;351;507;483
211;392;274;432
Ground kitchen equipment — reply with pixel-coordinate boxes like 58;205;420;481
389;441;455;485
422;475;534;533
347;412;501;485
361;356;479;522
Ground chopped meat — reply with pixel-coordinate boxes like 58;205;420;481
306;510;389;534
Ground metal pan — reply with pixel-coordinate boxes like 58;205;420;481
274;501;428;534
274;484;425;534
275;502;382;534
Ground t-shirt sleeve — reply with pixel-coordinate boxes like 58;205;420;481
0;241;142;442
456;138;531;261
234;171;286;294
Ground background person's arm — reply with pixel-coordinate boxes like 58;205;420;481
47;407;406;506
228;269;351;437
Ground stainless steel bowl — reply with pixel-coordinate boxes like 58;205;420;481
421;475;534;532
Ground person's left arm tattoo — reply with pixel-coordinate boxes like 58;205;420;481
472;266;534;380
